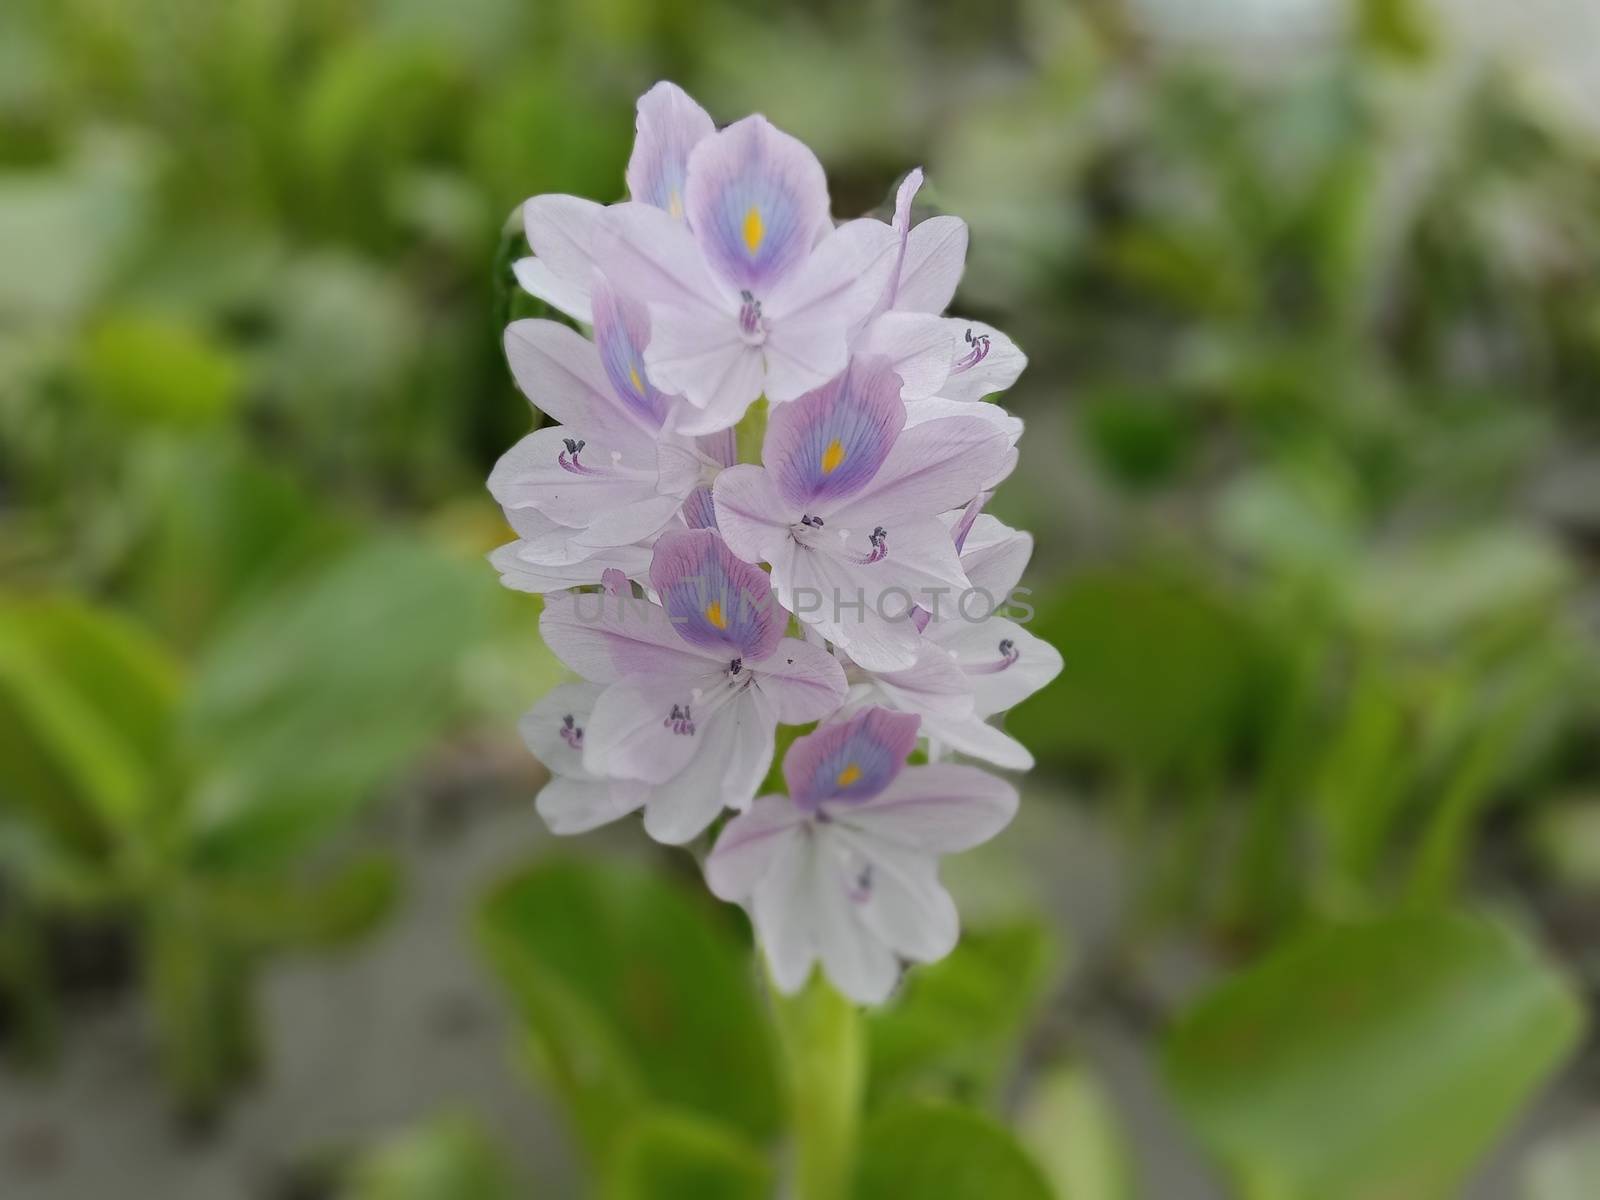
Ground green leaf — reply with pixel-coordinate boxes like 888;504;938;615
1016;1064;1136;1200
1007;570;1282;774
867;922;1056;1107
183;537;494;868
853;1101;1052;1200
0;595;181;845
78;312;242;428
478;858;780;1156
346;1114;514;1200
1165;913;1584;1200
601;1110;772;1200
205;853;402;949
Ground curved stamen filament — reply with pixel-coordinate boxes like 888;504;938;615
952;327;991;373
967;637;1021;675
843;525;889;566
557;437;607;476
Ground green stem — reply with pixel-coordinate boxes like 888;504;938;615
770;971;863;1200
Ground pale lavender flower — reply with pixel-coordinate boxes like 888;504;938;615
713;356;1015;671
599;115;899;429
706;708;1018;1003
537;529;846;842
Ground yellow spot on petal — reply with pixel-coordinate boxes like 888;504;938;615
820;439;845;475
742;206;764;255
668;190;684;219
705;601;727;630
836;763;863;789
628;364;644;394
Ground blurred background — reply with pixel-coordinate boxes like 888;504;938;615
4;0;1600;1196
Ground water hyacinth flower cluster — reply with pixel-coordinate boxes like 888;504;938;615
490;82;1061;1004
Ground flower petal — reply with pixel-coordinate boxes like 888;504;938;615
761;218;900;401
707;794;806;902
643;686;776;842
828;418;1015;522
488;426;663;529
828;830;959;962
854;312;956;401
751;637;849;724
645;301;763;423
944;513;1033;601
904;396;1023;446
685;115;830;293
811;835;900;1003
783;706;920;809
920;712;1035;770
928;617;1062;717
490;540;652;594
763;357;905;510
583;672;723;784
540;591;721;682
520;194;607;322
591;280;675;431
626;81;715;218
505;318;654;444
937;319;1026;402
857;641;975;723
519;682;606;779
535;775;650;836
752;830;819;994
779;540;925;672
894;216;968;314
649;528;784;662
833;763;1018;854
711;465;797;563
599;201;733;311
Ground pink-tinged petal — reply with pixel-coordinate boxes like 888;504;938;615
626;81;715;218
649;528;783;662
682;486;718;530
894;216;968;314
644;686;775;843
536;775;650;835
854;313;957;401
568;494;684;551
520;194;607;322
699;427;738;468
801;511;973;603
904;397;1023;446
752;830;819;993
582;673;722;784
942;513;1033;606
892;167;923;237
811;840;900;1003
835;763;1018;854
828;418;1015;523
920;712;1035;771
685;115;830;293
539;591;721;683
707;794;806;902
505;319;648;443
751;637;849;724
519;682;606;779
937;319;1026;402
513;258;592;325
644;302;763;424
784;706;920;810
863;642;975;723
778;541;925;672
591;280;674;430
826;830;959;963
761;218;900;401
488;426;663;529
711;466;797;563
928;617;1061;717
764;357;905;510
598;201;733;311
490;540;650;595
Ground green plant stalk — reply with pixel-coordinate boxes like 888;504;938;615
770;970;863;1200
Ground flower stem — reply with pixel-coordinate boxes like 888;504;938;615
770;970;863;1200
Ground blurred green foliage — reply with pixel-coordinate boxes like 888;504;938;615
3;0;1600;1195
